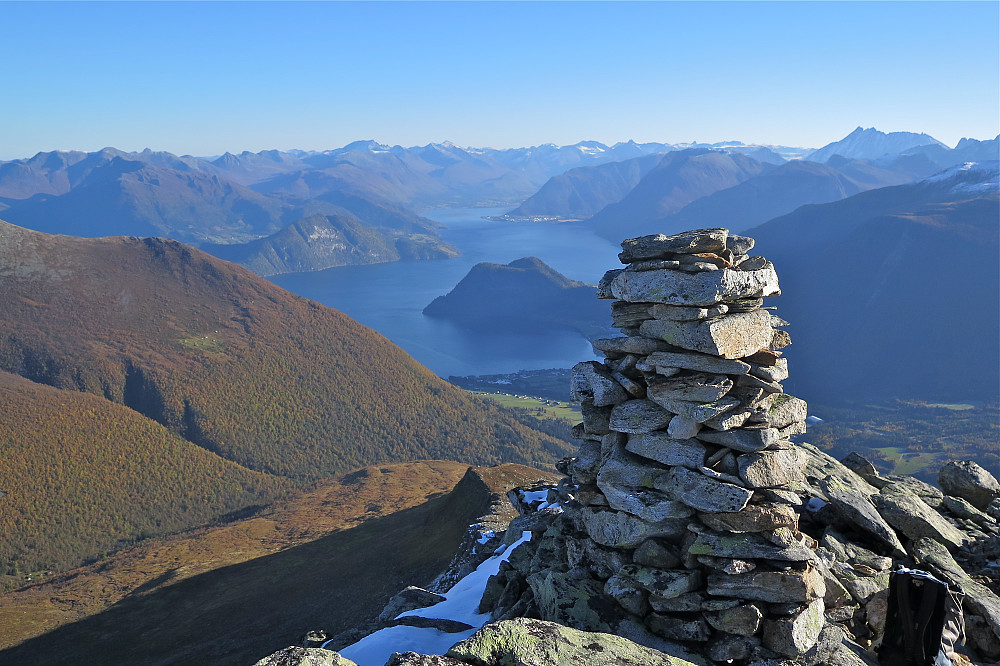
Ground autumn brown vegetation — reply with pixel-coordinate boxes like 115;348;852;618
0;219;572;586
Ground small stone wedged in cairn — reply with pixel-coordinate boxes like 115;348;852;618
542;228;817;663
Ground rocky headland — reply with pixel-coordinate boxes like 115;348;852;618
256;228;1000;666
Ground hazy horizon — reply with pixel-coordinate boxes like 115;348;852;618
1;1;997;161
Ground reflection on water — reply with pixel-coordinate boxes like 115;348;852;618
271;207;620;377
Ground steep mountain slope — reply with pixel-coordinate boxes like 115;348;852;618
0;220;572;481
749;162;1000;403
203;213;457;277
423;257;608;336
502;153;665;220
0;462;559;665
587;149;774;241
808;126;946;163
0;371;288;586
649;159;866;235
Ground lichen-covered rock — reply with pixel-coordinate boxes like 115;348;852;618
446;617;700;666
697;427;780;452
580;507;687;549
871;482;968;550
820;476;906;557
704;603;764;636
640;310;775;359
657;466;753;513
253;647;357;666
706;566;826;603
939;460;1000;510
762;598;825;657
698;503;798;533
737;448;806;488
619;230;729;262
609;399;674;433
688;530;814;562
644;350;751;375
526;571;618;633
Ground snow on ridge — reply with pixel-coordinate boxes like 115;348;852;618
333;532;533;666
921;160;999;194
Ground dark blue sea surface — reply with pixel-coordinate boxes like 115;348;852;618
272;207;620;377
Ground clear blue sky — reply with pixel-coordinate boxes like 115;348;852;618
1;1;996;159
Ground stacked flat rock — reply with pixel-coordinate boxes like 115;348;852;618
563;229;822;664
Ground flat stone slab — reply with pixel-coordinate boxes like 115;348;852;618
593;336;676;356
581;507;688;549
610;399;674;433
647;372;733;403
706;566;826;603
611;265;779;307
646;390;740;424
688;531;814;562
640;310;775;359
656;466;753;513
626;433;707;469
697;427;780;452
644;350;751;375
619;229;729;263
698;503;799;533
650;303;729;321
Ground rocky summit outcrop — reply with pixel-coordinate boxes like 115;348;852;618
255;228;1000;666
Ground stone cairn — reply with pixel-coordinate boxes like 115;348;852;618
565;228;818;663
480;228;828;665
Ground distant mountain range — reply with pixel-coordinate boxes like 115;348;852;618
424;257;609;337
499;129;997;245
587;148;775;240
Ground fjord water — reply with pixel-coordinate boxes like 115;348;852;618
272;208;620;378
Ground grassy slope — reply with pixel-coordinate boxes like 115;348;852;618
0;371;289;586
0;461;559;666
0;220;572;482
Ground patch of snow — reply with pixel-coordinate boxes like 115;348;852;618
476;530;495;545
806;497;827;513
518;490;549;505
333;532;532;666
806;416;823;423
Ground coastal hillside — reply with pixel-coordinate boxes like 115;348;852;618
0;220;573;483
424;257;608;336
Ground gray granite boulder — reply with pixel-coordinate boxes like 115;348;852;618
939;460;1000;510
253;647;357;666
447;617;700;666
871;482;967;550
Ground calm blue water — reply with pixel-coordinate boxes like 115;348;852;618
271;207;621;377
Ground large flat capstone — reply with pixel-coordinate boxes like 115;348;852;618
610;264;779;307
